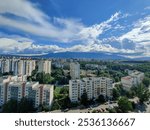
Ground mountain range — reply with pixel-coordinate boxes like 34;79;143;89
1;52;150;60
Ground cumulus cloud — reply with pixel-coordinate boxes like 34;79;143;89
0;36;121;54
0;0;149;58
119;16;150;43
0;37;63;54
79;12;121;40
118;15;150;57
65;41;119;53
0;38;32;53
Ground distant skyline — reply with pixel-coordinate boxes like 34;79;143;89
0;0;150;58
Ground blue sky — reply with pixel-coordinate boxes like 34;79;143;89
0;0;150;58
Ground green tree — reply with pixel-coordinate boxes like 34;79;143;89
36;72;44;83
80;91;88;106
97;95;106;103
59;86;69;95
114;77;120;82
51;68;70;85
38;103;50;112
60;96;71;109
36;72;52;84
43;73;52;84
143;77;150;87
136;84;150;103
2;99;18;113
2;98;35;113
112;88;120;100
31;68;38;77
108;108;117;113
50;101;60;111
92;110;97;113
18;98;35;113
118;97;133;112
27;76;32;81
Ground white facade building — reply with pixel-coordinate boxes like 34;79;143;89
0;75;54;108
38;60;51;74
0;59;36;76
70;62;80;79
17;60;25;75
4;59;11;73
69;77;113;102
25;60;36;76
121;70;144;90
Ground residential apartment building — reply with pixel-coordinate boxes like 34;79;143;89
25;82;54;107
25;60;36;76
85;64;107;70
70;62;80;79
38;60;51;74
17;60;25;75
69;77;113;102
0;58;36;76
0;59;11;73
121;70;144;90
0;75;54;108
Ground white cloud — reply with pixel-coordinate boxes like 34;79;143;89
79;12;121;40
114;24;125;30
144;6;150;10
0;0;84;42
1;9;145;57
0;1;122;43
0;9;123;54
76;13;150;58
118;15;150;56
120;16;150;43
65;42;118;53
0;38;32;53
0;15;85;42
0;37;63;54
0;0;149;58
0;37;122;54
0;0;49;25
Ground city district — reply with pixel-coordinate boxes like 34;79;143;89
0;56;150;113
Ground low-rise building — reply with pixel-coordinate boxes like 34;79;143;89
85;64;107;70
121;70;144;90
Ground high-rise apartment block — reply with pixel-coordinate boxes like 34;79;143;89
16;60;36;76
0;58;52;76
69;77;113;102
38;60;51;74
0;75;54;107
25;60;36;76
17;60;25;75
70;62;80;79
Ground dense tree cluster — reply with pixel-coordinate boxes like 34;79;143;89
51;68;71;85
118;97;133;112
2;98;35;113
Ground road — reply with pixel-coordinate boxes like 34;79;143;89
51;102;118;113
112;82;121;88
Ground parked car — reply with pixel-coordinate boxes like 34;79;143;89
63;108;69;112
